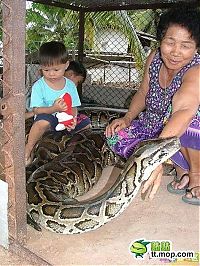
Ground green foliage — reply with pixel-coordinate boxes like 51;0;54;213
26;3;79;53
115;10;146;75
84;9;159;72
26;3;159;71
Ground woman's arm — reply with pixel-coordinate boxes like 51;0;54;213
124;50;156;123
142;64;200;200
105;50;156;137
159;65;200;138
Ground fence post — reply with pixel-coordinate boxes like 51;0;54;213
0;0;27;246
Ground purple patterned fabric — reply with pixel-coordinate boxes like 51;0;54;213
106;50;200;170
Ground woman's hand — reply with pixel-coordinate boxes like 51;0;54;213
141;164;163;200
105;116;131;137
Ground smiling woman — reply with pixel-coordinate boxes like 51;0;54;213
160;26;197;71
105;6;200;205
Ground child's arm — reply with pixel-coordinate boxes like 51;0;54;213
33;98;67;115
71;107;77;117
25;111;34;120
64;107;78;131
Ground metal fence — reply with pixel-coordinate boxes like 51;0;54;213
0;0;198;253
25;3;160;109
0;0;27;246
0;2;161;246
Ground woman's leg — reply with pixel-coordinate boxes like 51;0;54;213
167;147;189;195
184;148;200;199
172;147;200;193
170;147;189;190
25;120;50;165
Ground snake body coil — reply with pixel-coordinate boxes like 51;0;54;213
26;109;180;234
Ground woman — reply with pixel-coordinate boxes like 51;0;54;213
105;7;200;205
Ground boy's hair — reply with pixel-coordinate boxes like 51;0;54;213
157;6;200;47
39;41;68;66
66;61;87;82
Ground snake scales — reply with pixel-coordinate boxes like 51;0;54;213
26;107;180;234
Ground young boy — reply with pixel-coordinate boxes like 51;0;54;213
25;41;90;166
65;60;87;87
25;60;87;119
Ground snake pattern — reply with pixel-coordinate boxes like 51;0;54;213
26;108;180;234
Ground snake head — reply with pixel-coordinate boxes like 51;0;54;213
133;136;180;180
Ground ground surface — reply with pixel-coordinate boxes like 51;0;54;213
0;166;199;266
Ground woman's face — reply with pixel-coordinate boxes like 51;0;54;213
160;24;198;71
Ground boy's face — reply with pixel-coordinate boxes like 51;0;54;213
65;70;84;87
41;63;68;82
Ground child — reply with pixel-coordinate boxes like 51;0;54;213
65;60;87;87
25;60;87;120
25;41;90;166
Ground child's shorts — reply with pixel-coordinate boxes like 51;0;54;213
34;113;91;133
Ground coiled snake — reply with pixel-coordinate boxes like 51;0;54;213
26;108;180;234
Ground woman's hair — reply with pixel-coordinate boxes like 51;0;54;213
66;61;87;82
157;6;200;47
39;41;68;66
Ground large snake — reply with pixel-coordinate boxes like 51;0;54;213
26;108;180;234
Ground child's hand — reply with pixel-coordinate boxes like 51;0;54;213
65;117;77;131
25;111;34;120
53;98;68;112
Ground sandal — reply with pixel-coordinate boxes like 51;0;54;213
167;173;189;195
182;186;200;206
